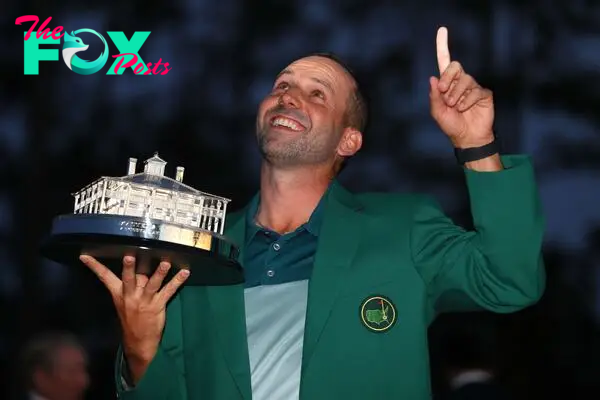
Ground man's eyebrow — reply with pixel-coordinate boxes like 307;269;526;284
275;69;335;93
311;77;334;94
275;69;293;80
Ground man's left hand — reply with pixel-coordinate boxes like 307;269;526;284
429;27;495;149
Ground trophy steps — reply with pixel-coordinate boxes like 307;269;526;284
40;214;244;286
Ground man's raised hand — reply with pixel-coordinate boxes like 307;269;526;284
430;26;495;149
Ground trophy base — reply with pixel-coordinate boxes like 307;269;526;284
40;215;244;286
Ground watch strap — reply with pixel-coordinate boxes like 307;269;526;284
454;140;499;164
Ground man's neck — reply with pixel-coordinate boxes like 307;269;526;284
256;163;333;234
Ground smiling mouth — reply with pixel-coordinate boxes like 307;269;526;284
269;115;306;132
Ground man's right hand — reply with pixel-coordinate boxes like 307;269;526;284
80;254;190;383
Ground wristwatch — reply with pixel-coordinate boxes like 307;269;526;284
454;140;499;164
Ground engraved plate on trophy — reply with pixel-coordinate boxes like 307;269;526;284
40;153;243;286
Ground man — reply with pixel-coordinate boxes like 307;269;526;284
16;332;89;400
82;27;545;399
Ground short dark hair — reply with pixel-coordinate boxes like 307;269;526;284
19;331;84;389
308;52;369;133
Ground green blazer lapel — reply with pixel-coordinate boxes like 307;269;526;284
206;208;253;399
222;207;247;260
301;182;365;373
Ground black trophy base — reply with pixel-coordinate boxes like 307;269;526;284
41;232;244;286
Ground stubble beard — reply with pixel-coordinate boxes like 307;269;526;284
257;125;338;168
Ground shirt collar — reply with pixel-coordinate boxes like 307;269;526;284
245;181;333;241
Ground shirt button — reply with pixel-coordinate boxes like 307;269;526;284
267;270;275;277
272;243;280;251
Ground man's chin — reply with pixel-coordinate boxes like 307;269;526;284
258;131;291;148
258;142;296;163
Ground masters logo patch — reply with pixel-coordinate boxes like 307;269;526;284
360;295;397;333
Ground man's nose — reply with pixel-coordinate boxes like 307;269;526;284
278;90;301;108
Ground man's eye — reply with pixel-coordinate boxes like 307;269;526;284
276;82;289;90
312;90;324;99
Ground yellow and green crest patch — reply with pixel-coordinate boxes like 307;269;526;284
360;295;396;333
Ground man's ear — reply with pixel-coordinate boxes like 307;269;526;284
337;127;362;157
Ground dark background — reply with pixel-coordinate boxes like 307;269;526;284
2;1;600;399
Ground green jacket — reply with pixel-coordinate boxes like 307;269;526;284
115;155;545;399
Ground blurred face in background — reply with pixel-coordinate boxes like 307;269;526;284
33;344;89;400
256;55;360;169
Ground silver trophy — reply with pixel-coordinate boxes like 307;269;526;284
41;153;243;286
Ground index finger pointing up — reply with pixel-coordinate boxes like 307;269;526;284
436;26;451;74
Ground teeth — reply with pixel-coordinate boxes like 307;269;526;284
272;117;302;131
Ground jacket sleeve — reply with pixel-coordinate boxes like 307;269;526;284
409;155;546;314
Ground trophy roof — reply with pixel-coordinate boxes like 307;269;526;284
144;152;167;165
120;173;198;194
74;173;231;202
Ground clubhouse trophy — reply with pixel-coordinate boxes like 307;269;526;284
40;153;243;286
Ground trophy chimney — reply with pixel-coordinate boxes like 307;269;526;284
127;158;137;175
175;166;185;182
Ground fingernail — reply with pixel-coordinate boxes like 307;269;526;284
159;262;171;271
180;269;190;277
79;255;90;262
124;256;135;264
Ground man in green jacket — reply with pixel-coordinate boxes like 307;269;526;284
81;27;545;399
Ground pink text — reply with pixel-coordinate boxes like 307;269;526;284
112;53;172;75
16;15;64;41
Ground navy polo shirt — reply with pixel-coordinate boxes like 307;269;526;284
242;191;327;288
